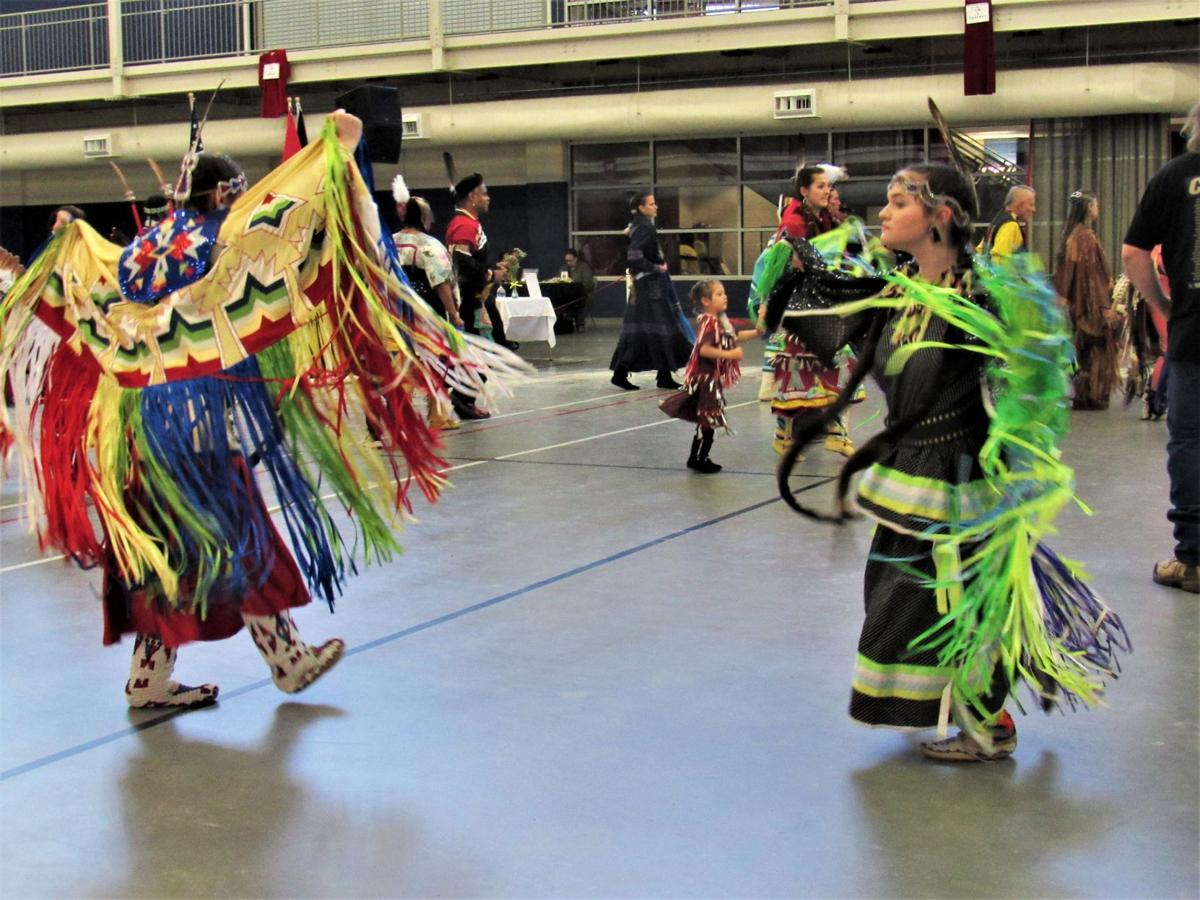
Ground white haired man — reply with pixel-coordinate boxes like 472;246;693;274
980;185;1036;260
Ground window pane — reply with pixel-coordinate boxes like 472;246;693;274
574;189;633;231
670;231;737;277
831;129;924;178
741;133;825;182
654;138;738;184
571;142;651;186
836;178;889;223
927;128;953;165
652;185;738;230
742;231;776;276
743;183;786;229
570;235;628;278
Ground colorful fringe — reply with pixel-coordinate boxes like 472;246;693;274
788;228;1130;720
0;121;528;615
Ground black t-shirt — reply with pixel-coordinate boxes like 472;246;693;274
1124;152;1200;362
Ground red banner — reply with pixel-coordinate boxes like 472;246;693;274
963;0;996;96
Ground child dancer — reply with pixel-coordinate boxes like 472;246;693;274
660;280;761;473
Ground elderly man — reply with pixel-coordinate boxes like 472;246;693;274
1121;102;1200;594
980;185;1036;259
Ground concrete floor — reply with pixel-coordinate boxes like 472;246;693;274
1;324;1196;899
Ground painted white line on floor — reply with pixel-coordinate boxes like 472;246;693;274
0;553;67;572
478;388;658;420
0;397;767;571
494;399;759;460
0;401;710;573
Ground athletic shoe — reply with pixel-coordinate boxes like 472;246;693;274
1153;558;1200;593
920;711;1017;763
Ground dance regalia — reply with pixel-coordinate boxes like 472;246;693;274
763;203;864;449
0;123;521;644
1054;225;1119;410
609;213;694;374
768;222;1130;748
1112;273;1168;419
659;313;740;432
445;209;488;329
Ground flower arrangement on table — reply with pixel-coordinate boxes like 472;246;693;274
501;247;527;291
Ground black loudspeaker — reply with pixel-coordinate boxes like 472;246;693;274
334;85;403;164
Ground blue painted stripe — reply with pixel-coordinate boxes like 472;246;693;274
0;479;830;782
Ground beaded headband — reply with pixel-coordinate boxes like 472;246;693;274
889;174;972;230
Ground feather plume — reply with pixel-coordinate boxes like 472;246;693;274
818;163;848;184
392;173;410;206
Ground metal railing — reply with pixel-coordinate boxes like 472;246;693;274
559;0;829;24
121;0;248;65
0;0;843;78
0;3;108;76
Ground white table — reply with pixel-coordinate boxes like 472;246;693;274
496;295;557;348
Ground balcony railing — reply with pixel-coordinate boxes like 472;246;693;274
1;3;108;76
0;0;833;77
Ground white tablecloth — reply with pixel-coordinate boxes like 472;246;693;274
496;295;557;347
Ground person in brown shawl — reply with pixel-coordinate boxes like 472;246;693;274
1054;191;1120;410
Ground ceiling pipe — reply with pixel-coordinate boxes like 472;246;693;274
1;62;1194;172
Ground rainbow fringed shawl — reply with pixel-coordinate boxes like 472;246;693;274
0;123;525;613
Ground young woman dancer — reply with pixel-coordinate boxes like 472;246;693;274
609;191;694;391
760;165;861;457
766;164;1128;762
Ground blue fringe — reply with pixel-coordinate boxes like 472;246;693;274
1031;542;1132;709
136;357;344;611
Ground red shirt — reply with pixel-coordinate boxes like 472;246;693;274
775;200;833;241
258;49;291;118
445;209;486;256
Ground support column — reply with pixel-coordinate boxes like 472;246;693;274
430;0;446;71
106;0;125;97
833;0;849;41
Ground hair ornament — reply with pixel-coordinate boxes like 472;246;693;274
818;163;848;184
392;174;410;206
889;174;971;230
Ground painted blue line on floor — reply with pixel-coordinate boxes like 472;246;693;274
0;480;830;782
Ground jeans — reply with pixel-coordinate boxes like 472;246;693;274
1166;359;1200;565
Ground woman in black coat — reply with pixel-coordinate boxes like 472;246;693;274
610;191;694;390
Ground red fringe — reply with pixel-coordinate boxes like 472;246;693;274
36;343;104;566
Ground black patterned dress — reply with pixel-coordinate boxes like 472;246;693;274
847;266;1006;729
609;213;694;374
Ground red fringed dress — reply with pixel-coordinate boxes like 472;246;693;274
659;313;740;431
